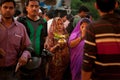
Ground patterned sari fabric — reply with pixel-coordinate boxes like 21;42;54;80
45;17;70;80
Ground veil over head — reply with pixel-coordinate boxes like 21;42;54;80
68;18;91;80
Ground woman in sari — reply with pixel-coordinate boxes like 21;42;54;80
68;18;91;80
44;17;70;80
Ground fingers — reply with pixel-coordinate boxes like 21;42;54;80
0;48;6;57
18;56;28;66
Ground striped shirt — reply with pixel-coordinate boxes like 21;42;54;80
82;13;120;80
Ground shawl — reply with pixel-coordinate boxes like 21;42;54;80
45;17;70;80
45;17;68;51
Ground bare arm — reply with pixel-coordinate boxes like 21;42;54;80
69;36;82;48
69;24;86;48
81;70;92;80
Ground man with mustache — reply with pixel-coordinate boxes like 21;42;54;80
0;0;32;80
17;0;47;80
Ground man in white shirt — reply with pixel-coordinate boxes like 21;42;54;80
44;10;54;33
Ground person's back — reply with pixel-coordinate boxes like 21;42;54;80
82;0;120;80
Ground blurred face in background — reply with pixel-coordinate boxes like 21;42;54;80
61;15;67;22
80;11;88;18
56;18;64;32
26;1;40;17
0;2;15;19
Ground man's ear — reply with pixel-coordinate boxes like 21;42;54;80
94;2;99;10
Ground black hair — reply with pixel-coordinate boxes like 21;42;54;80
80;18;91;25
78;5;89;13
59;10;67;18
67;14;74;21
14;9;21;17
46;10;55;19
0;0;16;7
96;0;117;12
54;9;60;17
85;13;92;19
54;9;67;17
40;7;46;15
25;0;39;6
22;7;28;15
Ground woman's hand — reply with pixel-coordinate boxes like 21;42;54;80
50;44;60;52
80;23;87;39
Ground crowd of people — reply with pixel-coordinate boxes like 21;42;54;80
0;0;120;80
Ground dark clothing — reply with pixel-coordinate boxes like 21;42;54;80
82;13;120;80
66;19;74;35
18;17;47;56
0;66;17;80
17;16;47;80
17;63;46;80
18;16;47;56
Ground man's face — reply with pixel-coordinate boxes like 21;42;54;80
80;11;88;18
0;2;15;19
26;1;40;16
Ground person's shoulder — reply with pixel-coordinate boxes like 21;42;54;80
73;15;81;21
15;20;27;29
17;16;27;22
39;17;46;22
38;17;47;25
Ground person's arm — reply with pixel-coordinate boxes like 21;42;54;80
18;24;32;66
69;24;85;48
69;36;82;48
81;70;92;80
82;23;96;80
